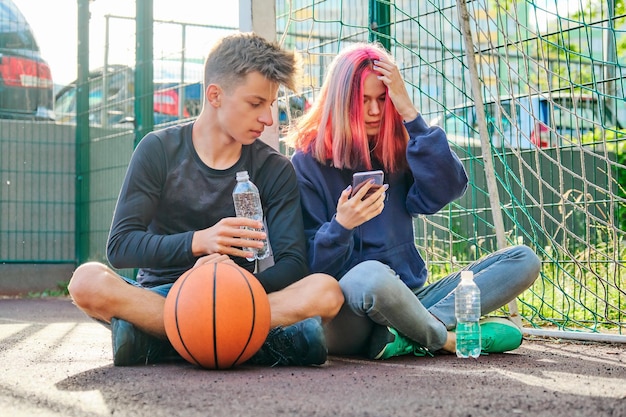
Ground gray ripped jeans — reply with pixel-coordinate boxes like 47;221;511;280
324;245;541;354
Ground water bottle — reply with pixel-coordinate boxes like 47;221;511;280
232;171;269;261
455;270;481;358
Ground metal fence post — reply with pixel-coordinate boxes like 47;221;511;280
369;0;391;50
135;0;154;148
455;0;522;327
76;0;91;265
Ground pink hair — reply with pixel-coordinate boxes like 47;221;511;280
286;43;408;172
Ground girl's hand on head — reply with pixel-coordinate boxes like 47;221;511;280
335;182;387;230
373;58;418;122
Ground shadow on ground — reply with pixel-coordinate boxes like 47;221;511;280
1;298;625;417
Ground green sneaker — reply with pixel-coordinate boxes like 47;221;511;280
368;326;432;360
479;317;523;354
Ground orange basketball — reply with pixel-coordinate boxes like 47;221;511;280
163;262;271;369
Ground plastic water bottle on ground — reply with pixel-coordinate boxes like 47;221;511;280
455;270;481;358
232;171;269;261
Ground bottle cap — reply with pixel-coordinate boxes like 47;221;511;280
460;271;473;281
236;171;249;181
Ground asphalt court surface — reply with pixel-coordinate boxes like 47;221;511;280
1;297;625;417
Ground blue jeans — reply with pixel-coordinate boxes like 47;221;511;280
121;275;173;298
324;245;541;354
95;277;173;330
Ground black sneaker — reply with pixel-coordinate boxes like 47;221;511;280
111;317;179;366
247;316;327;366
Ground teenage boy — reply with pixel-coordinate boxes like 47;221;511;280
68;32;344;367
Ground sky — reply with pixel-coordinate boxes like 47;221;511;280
11;0;579;87
12;0;239;86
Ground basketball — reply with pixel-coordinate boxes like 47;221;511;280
163;262;271;369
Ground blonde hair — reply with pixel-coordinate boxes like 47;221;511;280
204;32;301;93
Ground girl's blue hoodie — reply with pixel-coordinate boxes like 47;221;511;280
291;115;468;290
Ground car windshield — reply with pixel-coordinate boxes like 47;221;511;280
0;0;37;50
54;61;204;127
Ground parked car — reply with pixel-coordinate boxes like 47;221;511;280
278;93;310;126
56;61;311;130
54;61;204;127
430;93;623;149
0;0;54;120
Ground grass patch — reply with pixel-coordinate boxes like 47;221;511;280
27;280;70;298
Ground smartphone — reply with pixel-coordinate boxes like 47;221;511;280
351;170;384;199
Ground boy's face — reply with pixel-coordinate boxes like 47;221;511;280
217;71;279;144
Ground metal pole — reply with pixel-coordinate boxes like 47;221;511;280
455;0;522;326
368;0;391;50
524;328;626;344
179;24;186;119
102;15;110;127
239;0;280;150
604;0;617;126
135;0;154;148
75;0;90;264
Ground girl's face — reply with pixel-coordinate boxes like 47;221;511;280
362;72;387;137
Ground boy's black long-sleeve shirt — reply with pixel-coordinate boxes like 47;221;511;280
107;121;309;293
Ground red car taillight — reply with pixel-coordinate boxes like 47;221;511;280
530;121;549;148
154;89;189;117
0;56;53;88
